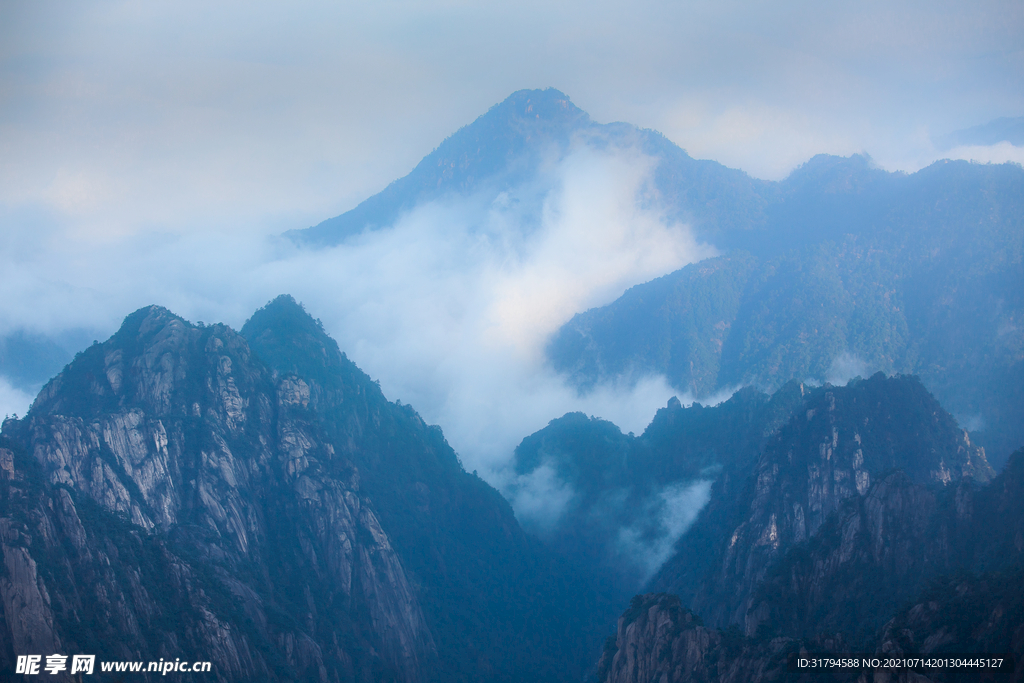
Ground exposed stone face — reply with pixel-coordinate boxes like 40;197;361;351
742;470;958;640
0;543;62;664
596;594;801;683
688;377;993;634
600;439;1024;683
0;306;434;682
875;568;1024;666
239;294;621;683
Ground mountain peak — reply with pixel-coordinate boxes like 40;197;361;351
114;304;188;338
29;304;253;419
290;88;593;246
244;294;322;338
241;295;374;400
484;88;586;126
781;153;885;193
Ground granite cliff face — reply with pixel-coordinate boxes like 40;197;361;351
0;305;433;681
514;373;995;637
597;593;805;683
0;298;614;683
600;382;1021;683
601;462;1024;683
655;374;992;634
239;295;614;683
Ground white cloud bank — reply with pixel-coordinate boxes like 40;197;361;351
944;142;1024;167
0;144;714;482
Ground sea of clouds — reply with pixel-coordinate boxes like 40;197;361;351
0;144;716;487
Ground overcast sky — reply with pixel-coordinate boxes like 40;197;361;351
2;0;1022;241
1;0;1023;477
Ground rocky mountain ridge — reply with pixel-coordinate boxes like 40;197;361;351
509;372;994;630
681;375;993;634
597;380;1021;683
599;443;1024;682
1;305;433;681
239;295;615;683
0;298;614;682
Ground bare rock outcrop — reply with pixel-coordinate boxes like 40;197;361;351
597;593;800;683
0;306;434;682
687;376;993;633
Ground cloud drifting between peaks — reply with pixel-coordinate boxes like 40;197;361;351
0;144;716;482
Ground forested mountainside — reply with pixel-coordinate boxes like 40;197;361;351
549;158;1024;466
0;298;614;683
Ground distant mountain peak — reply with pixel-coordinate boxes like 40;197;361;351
780;152;886;194
481;87;587;126
286;86;768;248
288;88;595;247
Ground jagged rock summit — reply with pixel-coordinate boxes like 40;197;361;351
598;451;1024;683
510;372;1000;644
593;381;1019;683
238;294;615;683
0;296;614;683
1;303;433;681
651;374;994;634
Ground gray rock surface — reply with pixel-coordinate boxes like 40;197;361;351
679;378;992;633
0;306;434;682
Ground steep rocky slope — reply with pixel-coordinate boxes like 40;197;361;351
0;299;614;682
655;374;992;632
240;295;615;683
598;582;1024;683
0;305;433;681
599;417;1021;683
510;373;993;625
600;451;1024;683
596;593;805;683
